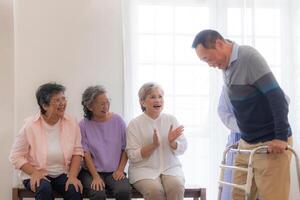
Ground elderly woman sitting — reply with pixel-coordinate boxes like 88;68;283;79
9;82;83;200
78;85;131;200
126;82;187;200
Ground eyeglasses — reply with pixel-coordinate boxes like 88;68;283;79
50;96;67;105
94;98;111;107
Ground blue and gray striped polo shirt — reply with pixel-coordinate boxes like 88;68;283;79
223;43;291;143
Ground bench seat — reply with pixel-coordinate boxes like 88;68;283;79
12;187;206;200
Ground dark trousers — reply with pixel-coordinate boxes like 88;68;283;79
79;169;131;200
23;173;82;200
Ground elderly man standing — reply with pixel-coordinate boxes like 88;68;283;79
192;29;292;200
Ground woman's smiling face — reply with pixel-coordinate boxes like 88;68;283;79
89;93;110;120
142;88;164;119
44;92;67;120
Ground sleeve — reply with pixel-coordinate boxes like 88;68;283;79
9;125;30;169
119;117;127;150
73;122;84;156
248;52;290;141
171;116;187;156
79;121;90;153
285;94;290;105
217;86;240;133
125;122;143;163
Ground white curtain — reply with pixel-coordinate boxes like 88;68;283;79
122;0;300;199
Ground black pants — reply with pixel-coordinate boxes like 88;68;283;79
23;173;82;200
78;169;131;200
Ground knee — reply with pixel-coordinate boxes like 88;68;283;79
146;187;165;199
36;179;52;195
163;178;185;199
89;189;106;199
166;179;185;193
165;184;184;198
170;183;184;193
115;187;131;199
65;184;82;199
171;182;185;191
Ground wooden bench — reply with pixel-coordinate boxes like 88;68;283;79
12;187;206;200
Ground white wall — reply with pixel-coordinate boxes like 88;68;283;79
0;0;14;198
14;0;124;125
2;0;123;199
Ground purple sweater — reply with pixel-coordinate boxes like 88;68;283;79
79;113;126;172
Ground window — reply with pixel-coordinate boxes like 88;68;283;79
123;0;300;198
227;7;282;82
135;4;212;188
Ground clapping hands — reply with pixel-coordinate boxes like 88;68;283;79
168;125;184;149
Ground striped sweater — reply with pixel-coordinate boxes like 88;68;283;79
223;43;291;143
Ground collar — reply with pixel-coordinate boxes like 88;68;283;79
143;112;161;122
228;42;239;67
224;42;239;76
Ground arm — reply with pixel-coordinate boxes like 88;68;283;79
68;155;82;178
168;125;184;150
116;151;128;172
84;152;100;179
251;63;289;140
20;163;39;175
21;163;50;192
65;123;84;193
9;124;50;192
65;155;83;193
84;152;105;191
79;122;104;191
126;124;159;163
141;129;160;158
217;86;240;133
140;137;159;158
112;117;128;180
9;126;30;170
79;124;98;178
248;52;290;153
112;151;128;180
115;117;130;174
255;77;289;153
169;134;187;156
168;117;187;155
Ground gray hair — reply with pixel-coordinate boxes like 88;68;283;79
138;82;164;112
81;85;107;120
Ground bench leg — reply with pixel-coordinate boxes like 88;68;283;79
12;188;19;200
200;188;206;200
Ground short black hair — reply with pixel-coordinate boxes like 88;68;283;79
192;29;225;49
36;82;65;114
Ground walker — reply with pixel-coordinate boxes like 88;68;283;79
217;144;300;200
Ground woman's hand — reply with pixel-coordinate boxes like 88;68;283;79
91;175;105;191
141;129;160;158
168;125;184;149
65;176;83;193
113;170;125;181
30;170;50;192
